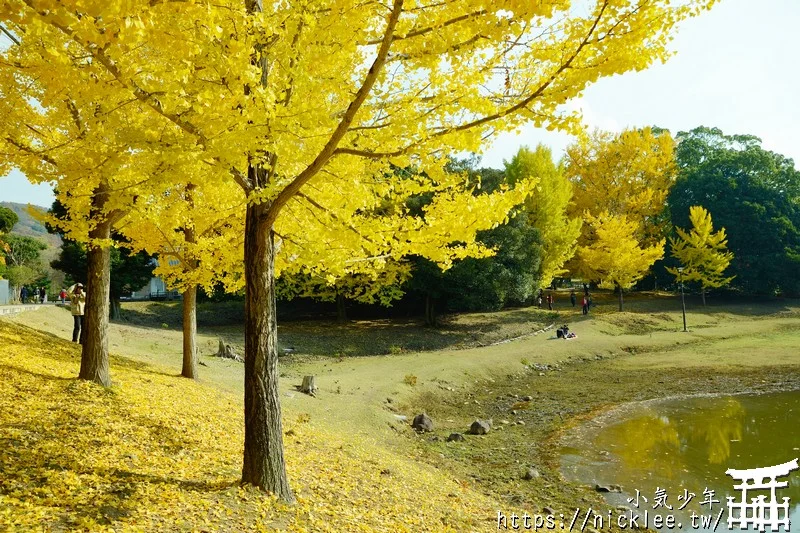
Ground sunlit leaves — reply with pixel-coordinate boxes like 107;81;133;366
578;212;664;291
667;205;734;292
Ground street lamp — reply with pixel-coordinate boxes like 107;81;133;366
678;267;687;332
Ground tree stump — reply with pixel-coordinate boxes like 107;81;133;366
215;339;243;362
300;376;317;396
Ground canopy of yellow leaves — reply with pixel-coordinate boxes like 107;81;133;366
578;212;664;290
0;320;505;531
1;0;715;292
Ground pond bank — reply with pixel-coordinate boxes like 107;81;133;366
401;314;800;530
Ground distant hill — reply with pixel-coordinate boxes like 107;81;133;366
0;202;61;248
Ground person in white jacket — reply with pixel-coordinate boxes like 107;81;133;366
69;284;86;343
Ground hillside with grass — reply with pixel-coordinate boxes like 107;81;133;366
0;201;61;248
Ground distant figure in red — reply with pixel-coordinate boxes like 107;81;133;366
581;295;589;315
546;293;554;310
59;289;67;304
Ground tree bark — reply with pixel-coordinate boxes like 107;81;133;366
701;288;706;307
182;185;199;379
110;298;122;321
336;292;347;322
182;284;198;379
240;199;293;501
618;285;624;312
424;293;436;327
79;183;113;387
300;376;317;396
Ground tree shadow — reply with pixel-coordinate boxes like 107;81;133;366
0;354;243;530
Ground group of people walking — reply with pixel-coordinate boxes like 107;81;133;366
538;285;593;315
19;286;52;304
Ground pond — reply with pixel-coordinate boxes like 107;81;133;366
561;391;800;532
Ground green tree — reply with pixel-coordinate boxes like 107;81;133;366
667;206;734;306
504;145;581;287
669;127;800;296
0;206;18;233
1;234;47;297
407;164;544;323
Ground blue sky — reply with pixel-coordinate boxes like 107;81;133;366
2;0;798;208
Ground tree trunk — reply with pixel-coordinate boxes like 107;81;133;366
79;183;113;387
618;286;624;312
424;293;436;327
300;376;317;396
336;292;347;322
110;298;122;321
182;187;199;379
701;288;706;307
182;284;198;379
240;199;293;501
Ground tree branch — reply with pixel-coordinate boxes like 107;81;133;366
263;0;405;227
20;0;209;146
0;24;21;46
334;0;610;161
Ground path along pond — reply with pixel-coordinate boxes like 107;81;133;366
560;390;800;532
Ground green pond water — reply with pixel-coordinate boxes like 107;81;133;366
561;391;800;531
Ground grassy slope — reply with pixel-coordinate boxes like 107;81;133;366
4;292;800;531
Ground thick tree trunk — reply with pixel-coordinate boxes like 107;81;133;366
79;184;113;387
336;292;347;323
182;285;198;379
240;200;293;501
701;289;706;307
618;286;624;312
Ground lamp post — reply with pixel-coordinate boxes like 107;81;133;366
678;267;687;332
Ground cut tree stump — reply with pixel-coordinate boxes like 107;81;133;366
299;376;317;396
215;339;243;362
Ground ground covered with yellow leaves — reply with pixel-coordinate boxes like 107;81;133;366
0;320;503;532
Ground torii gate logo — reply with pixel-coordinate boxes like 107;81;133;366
726;458;799;532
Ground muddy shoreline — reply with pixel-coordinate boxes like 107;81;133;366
403;349;800;529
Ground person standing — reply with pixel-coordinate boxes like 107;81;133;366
59;289;67;304
546;293;554;310
38;286;45;304
581;295;589;315
570;290;576;308
70;284;86;343
20;286;28;304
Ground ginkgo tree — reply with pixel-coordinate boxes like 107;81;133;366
120;178;247;379
579;212;665;311
566;127;678;241
667;205;734;306
1;0;716;500
505;145;582;287
566;127;677;280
